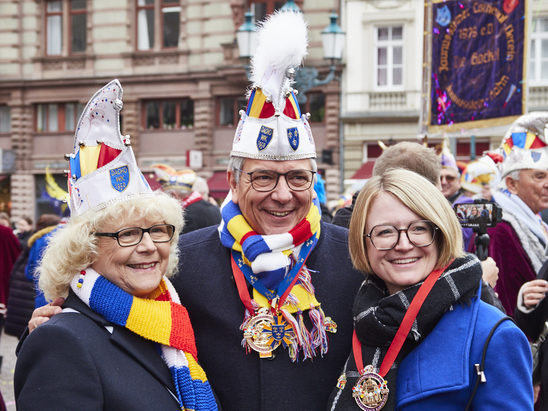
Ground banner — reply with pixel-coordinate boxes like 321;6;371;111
428;0;526;133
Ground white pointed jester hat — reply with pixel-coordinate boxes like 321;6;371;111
500;112;548;178
231;10;316;160
66;79;151;216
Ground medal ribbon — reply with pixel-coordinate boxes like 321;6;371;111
230;235;317;312
352;262;452;377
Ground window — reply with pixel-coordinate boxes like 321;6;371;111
35;103;84;132
303;93;325;123
218;96;247;126
45;0;87;56
0;106;10;133
143;99;194;130
375;26;403;88
137;0;181;51
250;1;285;23
529;17;548;83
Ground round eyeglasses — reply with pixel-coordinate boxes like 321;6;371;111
94;224;175;247
364;220;438;251
238;169;316;192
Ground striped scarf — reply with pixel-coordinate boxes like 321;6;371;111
219;193;334;361
70;268;217;411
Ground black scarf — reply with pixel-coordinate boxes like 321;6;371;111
328;254;482;410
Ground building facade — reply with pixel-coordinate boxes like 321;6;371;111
342;0;548;191
0;0;343;220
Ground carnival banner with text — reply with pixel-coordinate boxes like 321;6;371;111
429;0;526;133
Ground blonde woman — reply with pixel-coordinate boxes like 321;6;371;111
328;169;533;410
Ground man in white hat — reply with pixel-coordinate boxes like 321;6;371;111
481;112;548;316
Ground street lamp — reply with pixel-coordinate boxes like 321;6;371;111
236;10;257;61
293;11;345;104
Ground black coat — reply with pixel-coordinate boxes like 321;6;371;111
182;199;221;234
175;222;363;411
4;246;35;338
14;292;182;410
515;259;548;408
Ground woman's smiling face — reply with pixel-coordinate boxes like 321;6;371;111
92;214;171;297
365;192;439;294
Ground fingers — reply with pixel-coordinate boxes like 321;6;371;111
480;257;499;288
521;280;548;309
28;298;65;333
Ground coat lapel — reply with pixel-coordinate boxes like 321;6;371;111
63;292;177;395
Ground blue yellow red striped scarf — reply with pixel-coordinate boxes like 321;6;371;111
70;268;217;411
218;193;335;360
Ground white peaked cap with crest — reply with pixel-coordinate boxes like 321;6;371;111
66;79;151;216
231;10;316;160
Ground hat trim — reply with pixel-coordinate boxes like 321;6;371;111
230;151;317;161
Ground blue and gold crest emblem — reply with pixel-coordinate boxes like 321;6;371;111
287;127;299;151
257;126;274;151
436;5;451;27
110;165;130;192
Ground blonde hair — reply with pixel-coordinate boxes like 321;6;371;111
348;169;464;275
38;192;183;301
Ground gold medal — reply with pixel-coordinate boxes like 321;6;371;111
242;308;295;358
352;365;389;411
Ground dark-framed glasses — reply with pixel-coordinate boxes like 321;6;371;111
238;169;316;192
94;224;175;247
364;220;438;251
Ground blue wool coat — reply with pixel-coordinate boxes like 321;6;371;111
175;222;363;411
397;285;534;410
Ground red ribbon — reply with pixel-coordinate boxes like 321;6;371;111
353;261;452;377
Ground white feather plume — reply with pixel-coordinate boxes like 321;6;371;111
250;11;308;112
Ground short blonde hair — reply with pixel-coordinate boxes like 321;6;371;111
38;192;183;301
348;169;464;275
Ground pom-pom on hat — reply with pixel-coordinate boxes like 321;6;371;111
231;10;316;160
460;155;501;194
66;80;152;216
152;164;196;193
500;111;548;177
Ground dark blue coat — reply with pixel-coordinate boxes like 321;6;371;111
14;292;182;410
175;222;363;411
397;286;533;409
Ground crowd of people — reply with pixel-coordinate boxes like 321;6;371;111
1;8;548;411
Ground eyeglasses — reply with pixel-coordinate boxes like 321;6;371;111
238;169;316;192
440;175;457;183
94;224;175;247
364;220;438;251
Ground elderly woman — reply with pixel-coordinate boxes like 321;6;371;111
328;169;533;410
14;80;217;411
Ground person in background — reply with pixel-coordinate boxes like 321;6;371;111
193;175;220;207
332;142;441;228
153;165;221;234
15;79;217;410
0;212;10;227
314;172;333;222
24;214;62;308
460;153;502;202
4;214;60;338
328;169;533;410
0;223;22;308
13;216;33;247
477;112;548;316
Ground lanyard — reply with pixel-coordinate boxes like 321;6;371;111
352;262;450;377
230;235;317;312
